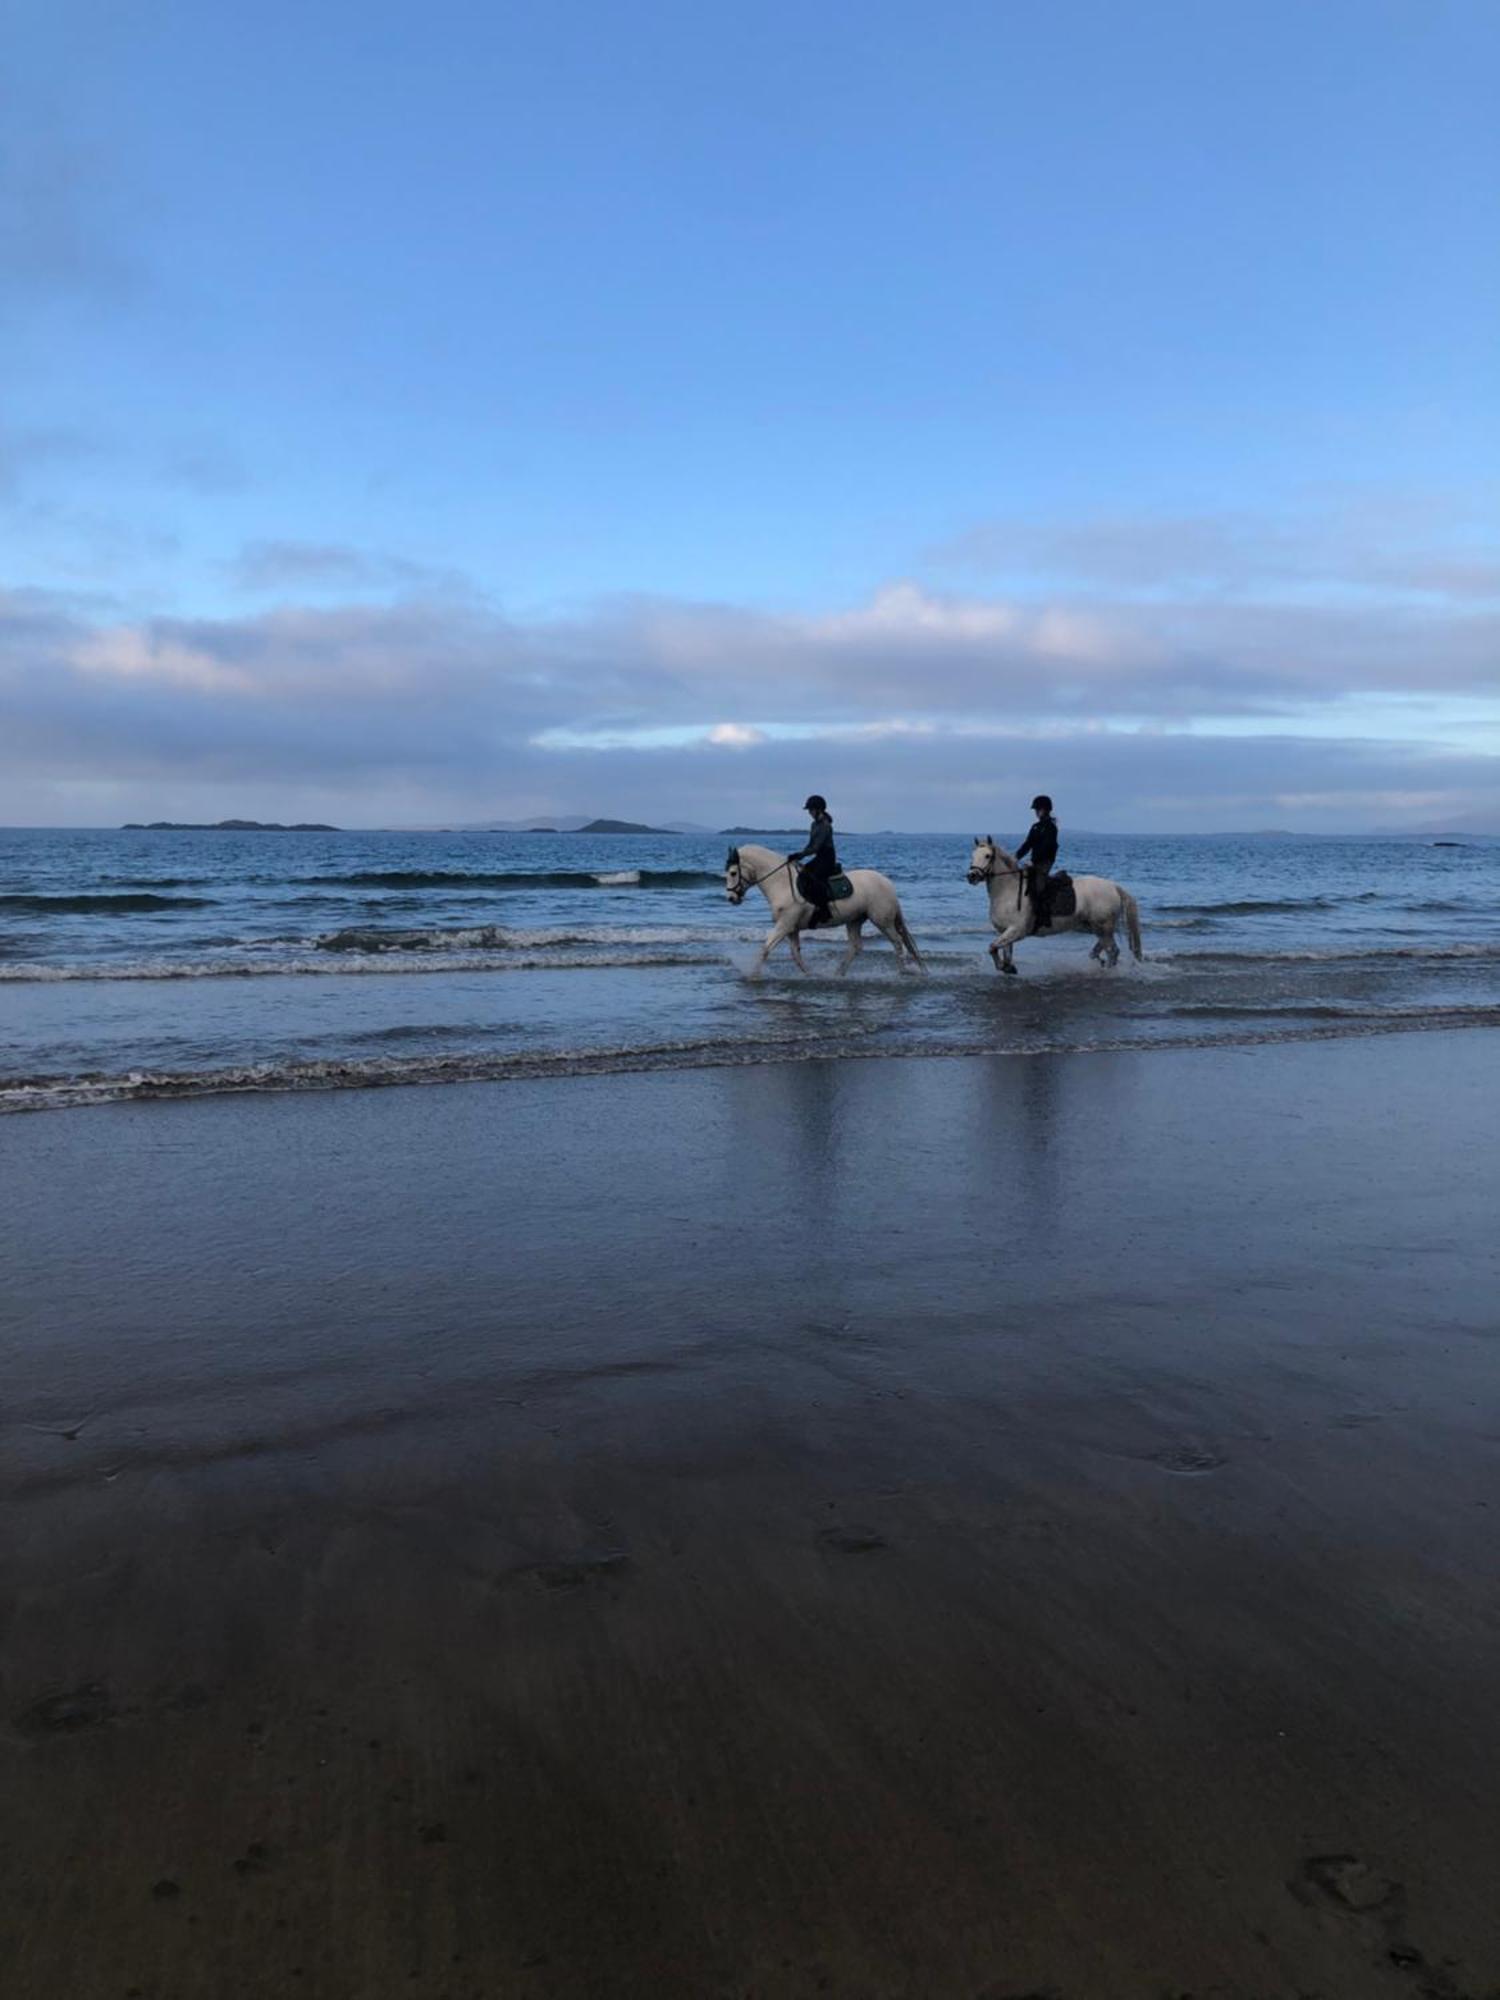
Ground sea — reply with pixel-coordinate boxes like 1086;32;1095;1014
1;826;1496;1113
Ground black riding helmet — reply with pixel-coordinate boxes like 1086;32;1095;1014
804;794;828;814
1031;794;1053;813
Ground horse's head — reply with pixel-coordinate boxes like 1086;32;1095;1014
724;847;747;904
967;835;997;885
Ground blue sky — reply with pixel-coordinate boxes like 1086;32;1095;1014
3;0;1497;828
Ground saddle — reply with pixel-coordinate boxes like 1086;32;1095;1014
798;869;853;905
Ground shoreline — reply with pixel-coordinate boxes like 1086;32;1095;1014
5;1007;1500;1116
4;1033;1500;1997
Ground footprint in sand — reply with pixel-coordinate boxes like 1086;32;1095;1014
528;1551;631;1591
1149;1446;1226;1476
972;1985;1060;2000
817;1525;889;1554
1298;1852;1401;1913
1290;1857;1457;1991
14;1682;115;1734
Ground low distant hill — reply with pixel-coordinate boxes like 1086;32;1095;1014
571;818;677;835
1404;814;1500;838
435;814;697;833
121;819;340;831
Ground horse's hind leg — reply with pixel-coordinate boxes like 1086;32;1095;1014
869;919;906;971
837;921;864;976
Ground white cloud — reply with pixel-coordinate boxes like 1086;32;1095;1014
3;544;1498;828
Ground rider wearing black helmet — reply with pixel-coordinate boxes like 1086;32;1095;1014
787;794;840;927
1016;794;1059;931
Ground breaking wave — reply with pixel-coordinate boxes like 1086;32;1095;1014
8;1007;1500;1115
303;868;721;891
316;923;514;952
1157;894;1377;916
0;892;219;914
107;876;216;889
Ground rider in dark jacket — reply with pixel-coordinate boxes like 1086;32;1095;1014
788;795;839;926
1016;795;1059;930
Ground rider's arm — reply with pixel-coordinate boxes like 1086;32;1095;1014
1016;827;1034;860
805;818;832;858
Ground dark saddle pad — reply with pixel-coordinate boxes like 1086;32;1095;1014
1042;870;1076;917
799;870;853;904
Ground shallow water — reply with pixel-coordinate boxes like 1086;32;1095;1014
2;825;1497;1109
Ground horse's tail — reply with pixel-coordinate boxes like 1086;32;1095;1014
894;909;925;969
1121;888;1144;960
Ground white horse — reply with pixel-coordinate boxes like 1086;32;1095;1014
967;836;1143;975
725;844;925;978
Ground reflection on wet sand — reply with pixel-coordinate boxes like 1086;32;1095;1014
3;1034;1500;1997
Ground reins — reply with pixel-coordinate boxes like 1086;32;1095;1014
973;852;1024;882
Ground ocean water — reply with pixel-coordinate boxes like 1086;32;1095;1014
1;826;1496;1111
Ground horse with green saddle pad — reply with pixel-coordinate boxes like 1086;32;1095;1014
725;845;925;978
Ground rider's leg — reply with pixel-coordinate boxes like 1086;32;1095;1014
800;860;836;928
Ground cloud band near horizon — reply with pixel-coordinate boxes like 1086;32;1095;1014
3;521;1498;830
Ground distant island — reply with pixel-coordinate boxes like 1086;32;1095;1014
569;818;677;835
121;819;341;831
720;826;809;837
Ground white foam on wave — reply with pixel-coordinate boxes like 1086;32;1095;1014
592;870;641;886
7;1006;1500;1115
0;948;725;983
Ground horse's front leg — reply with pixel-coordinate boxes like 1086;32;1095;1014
788;924;811;974
749;920;793;979
988;923;1025;975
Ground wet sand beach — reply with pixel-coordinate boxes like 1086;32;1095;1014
3;1032;1499;1998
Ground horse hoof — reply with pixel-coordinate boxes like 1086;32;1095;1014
1001;963;1018;977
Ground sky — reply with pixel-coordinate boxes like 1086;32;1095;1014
3;0;1497;831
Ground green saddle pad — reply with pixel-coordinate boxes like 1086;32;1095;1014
824;873;853;901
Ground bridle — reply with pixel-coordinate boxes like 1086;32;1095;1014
967;845;1024;886
726;847;795;905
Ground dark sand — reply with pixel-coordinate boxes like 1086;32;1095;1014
3;1032;1499;1999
